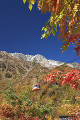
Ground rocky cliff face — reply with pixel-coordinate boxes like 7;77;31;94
10;53;64;68
10;52;80;69
0;51;79;81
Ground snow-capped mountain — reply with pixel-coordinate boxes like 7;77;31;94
10;52;79;69
10;53;64;68
10;53;46;62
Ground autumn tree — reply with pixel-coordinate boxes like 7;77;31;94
23;0;80;56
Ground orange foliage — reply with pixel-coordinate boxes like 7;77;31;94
23;0;80;56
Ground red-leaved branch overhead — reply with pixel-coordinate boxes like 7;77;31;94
23;0;80;57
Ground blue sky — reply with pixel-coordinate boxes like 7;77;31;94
0;0;80;63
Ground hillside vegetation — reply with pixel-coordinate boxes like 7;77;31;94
0;51;80;120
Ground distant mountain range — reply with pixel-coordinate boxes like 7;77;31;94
10;52;80;69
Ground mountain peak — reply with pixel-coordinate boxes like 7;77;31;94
9;52;65;69
10;52;80;69
0;51;80;69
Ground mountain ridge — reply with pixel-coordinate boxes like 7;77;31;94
9;52;80;69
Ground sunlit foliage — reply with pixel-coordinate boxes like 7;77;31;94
22;0;80;56
0;65;80;119
45;68;80;89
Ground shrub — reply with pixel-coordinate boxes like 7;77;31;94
5;73;12;78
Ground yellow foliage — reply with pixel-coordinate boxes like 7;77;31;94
54;118;59;120
23;0;26;4
57;104;73;116
45;115;52;120
0;116;2;120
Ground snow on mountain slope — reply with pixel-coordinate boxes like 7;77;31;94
10;53;79;69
